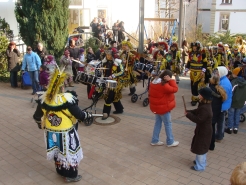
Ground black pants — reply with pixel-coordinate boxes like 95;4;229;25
72;66;77;82
191;81;199;97
103;90;123;115
210;111;225;150
10;71;18;87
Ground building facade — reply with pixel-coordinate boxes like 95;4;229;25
0;0;155;41
198;0;246;34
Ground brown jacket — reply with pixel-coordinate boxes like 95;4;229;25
186;103;213;155
6;49;21;71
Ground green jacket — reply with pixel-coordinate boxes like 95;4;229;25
231;77;246;109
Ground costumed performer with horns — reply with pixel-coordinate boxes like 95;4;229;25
33;66;93;182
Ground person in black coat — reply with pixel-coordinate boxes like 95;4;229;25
185;87;213;171
118;21;125;43
66;39;80;83
34;43;48;65
208;74;227;150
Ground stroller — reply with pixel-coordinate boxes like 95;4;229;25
130;62;155;107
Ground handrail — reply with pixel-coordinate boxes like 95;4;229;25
107;29;139;42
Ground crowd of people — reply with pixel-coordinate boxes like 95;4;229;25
5;25;246;182
90;17;125;44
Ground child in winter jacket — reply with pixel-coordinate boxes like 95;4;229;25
39;65;49;91
185;87;213;171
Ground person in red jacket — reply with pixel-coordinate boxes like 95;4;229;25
149;70;179;147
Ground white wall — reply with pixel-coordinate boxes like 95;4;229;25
198;0;212;9
0;0;19;37
214;11;246;34
214;11;221;33
228;12;246;34
216;0;246;9
198;11;211;34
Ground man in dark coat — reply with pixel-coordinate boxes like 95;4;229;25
186;87;213;171
66;39;80;83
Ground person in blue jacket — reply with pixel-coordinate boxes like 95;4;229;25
215;66;232;142
21;46;42;95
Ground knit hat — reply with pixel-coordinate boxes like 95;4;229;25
79;48;84;53
232;67;243;77
161;70;172;78
199;87;213;101
46;55;54;62
217;66;228;78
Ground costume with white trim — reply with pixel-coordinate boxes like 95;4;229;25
33;67;92;181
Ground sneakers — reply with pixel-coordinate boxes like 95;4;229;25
150;141;164;146
167;141;179;147
64;175;82;182
233;128;238;134
225;128;232;134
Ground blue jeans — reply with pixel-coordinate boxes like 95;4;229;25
28;71;40;93
227;107;241;129
151;112;174;145
194;153;207;171
215;111;225;140
10;71;18;87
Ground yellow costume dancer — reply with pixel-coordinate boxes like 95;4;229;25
120;41;138;95
213;43;227;69
184;41;207;106
33;67;92;182
169;42;181;84
101;49;124;119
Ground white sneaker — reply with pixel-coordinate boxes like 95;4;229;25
167;141;179;147
150;141;164;146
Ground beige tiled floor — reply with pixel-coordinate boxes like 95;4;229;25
0;76;246;185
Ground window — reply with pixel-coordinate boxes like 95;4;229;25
220;14;230;31
221;0;232;4
69;0;83;5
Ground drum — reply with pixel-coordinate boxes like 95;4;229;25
145;64;153;73
137;63;145;71
86;75;98;85
80;73;88;83
76;71;84;82
133;63;139;71
105;80;117;89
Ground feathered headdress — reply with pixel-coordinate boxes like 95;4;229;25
217;43;225;52
41;66;68;104
121;41;133;50
158;42;169;52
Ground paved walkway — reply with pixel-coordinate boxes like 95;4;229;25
0;76;245;185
